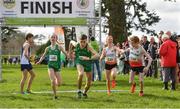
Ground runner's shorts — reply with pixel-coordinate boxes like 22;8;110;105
21;63;33;71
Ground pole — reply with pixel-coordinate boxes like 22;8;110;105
0;18;2;81
99;0;102;51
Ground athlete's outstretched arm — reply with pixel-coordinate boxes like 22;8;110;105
56;38;66;55
121;47;130;54
115;46;124;55
88;45;100;60
69;40;77;55
58;45;69;58
142;47;152;73
56;40;64;45
36;47;48;64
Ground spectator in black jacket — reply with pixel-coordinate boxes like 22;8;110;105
177;35;180;64
142;35;150;51
141;35;150;77
147;37;158;78
177;36;180;82
157;31;164;81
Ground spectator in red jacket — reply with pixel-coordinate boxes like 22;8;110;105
159;34;177;90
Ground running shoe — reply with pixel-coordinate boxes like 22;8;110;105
54;96;58;100
130;83;136;93
139;91;144;97
77;91;82;99
107;90;111;96
21;91;29;95
82;93;88;99
112;80;116;88
26;90;33;94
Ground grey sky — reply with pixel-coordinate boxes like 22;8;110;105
133;0;180;36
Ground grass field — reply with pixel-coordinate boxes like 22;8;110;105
0;64;180;108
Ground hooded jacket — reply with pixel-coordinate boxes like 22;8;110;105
159;39;177;67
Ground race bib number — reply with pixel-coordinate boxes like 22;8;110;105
130;58;138;62
105;57;114;61
49;55;57;61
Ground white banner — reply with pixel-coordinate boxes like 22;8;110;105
0;0;94;18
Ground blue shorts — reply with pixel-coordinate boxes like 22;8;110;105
21;64;33;71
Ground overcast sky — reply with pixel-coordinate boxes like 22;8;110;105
133;0;180;36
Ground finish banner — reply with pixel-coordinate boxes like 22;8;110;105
0;0;94;25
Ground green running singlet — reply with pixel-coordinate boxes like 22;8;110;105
75;44;92;72
47;44;61;72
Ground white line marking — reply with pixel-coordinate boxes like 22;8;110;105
12;90;140;94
